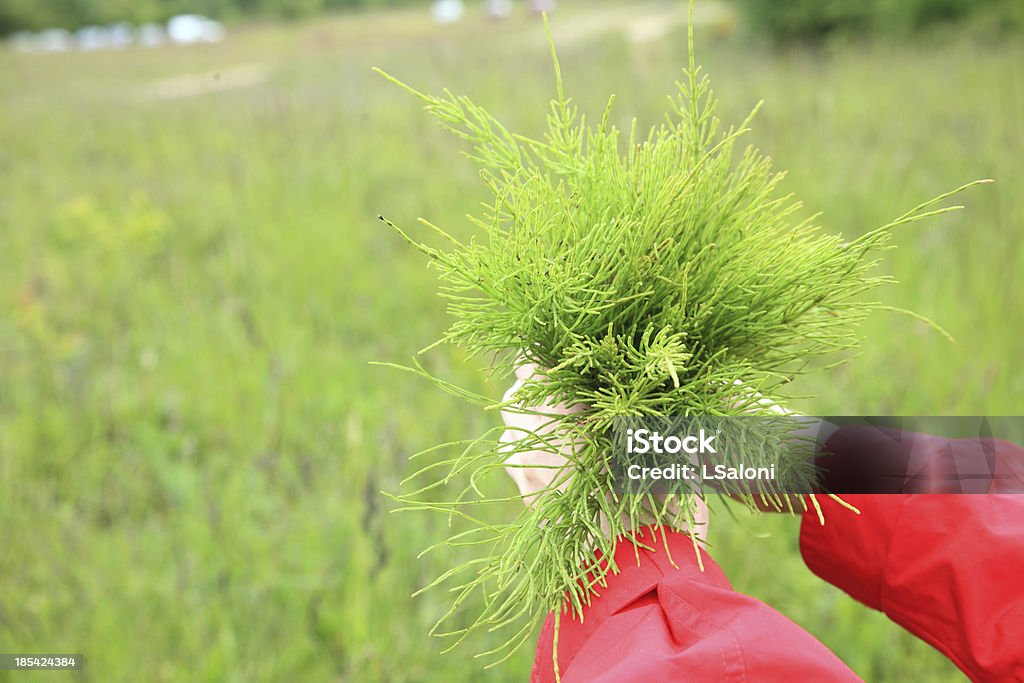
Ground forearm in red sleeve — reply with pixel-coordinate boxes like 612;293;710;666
533;525;861;683
801;493;1024;682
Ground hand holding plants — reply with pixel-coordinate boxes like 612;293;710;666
500;362;710;541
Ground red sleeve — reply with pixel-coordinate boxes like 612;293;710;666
801;493;1024;682
532;525;861;683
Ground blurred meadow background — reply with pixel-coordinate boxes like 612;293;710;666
1;0;1022;680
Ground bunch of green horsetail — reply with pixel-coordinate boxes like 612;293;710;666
375;12;985;669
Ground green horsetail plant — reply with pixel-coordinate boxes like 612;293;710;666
374;11;987;672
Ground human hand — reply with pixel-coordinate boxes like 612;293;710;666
499;362;709;542
498;362;582;508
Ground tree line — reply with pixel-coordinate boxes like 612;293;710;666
0;0;420;35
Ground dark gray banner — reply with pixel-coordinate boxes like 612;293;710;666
611;416;1024;496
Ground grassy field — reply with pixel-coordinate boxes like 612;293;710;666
1;2;1021;680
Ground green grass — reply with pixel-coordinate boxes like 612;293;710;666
0;2;1020;680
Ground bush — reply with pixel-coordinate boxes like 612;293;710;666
733;0;872;43
734;0;1024;43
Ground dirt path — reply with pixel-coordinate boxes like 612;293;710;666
549;1;732;48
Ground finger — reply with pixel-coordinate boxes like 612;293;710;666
514;362;539;382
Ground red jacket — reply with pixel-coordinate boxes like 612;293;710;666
532;494;1024;681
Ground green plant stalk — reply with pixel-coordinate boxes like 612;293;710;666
375;9;988;670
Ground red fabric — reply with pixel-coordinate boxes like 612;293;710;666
533;474;1024;680
802;494;1024;682
531;525;860;682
